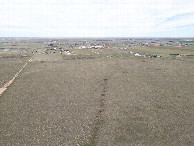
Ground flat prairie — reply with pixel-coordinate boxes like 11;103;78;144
0;38;194;145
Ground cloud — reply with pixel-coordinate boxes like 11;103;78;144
0;0;194;37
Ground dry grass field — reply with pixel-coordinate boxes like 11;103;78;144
0;38;194;145
0;52;32;88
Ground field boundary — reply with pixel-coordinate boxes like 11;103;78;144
0;53;36;96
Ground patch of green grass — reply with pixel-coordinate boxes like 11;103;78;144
129;46;194;62
179;41;194;43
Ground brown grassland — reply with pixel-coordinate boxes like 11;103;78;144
0;38;194;145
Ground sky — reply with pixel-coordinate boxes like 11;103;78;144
0;0;194;37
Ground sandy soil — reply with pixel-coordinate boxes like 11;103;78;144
0;56;193;145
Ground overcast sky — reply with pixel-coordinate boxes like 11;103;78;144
0;0;194;37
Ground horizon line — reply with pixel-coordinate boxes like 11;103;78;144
1;37;194;39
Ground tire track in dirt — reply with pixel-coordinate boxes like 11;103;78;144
86;61;121;145
0;53;36;96
87;78;108;145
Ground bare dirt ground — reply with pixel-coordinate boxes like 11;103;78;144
0;55;193;145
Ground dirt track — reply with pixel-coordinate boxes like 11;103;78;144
0;57;194;145
0;54;36;96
